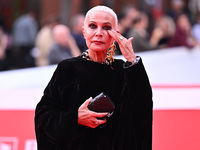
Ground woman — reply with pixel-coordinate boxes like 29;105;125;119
127;11;158;52
35;6;153;150
168;13;198;49
150;15;175;49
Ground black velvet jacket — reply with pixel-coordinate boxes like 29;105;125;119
35;56;153;150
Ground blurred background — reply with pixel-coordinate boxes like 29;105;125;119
0;0;200;150
1;0;200;70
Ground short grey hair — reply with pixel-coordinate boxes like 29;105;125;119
84;5;118;28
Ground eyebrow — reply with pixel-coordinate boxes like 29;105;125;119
88;21;112;26
103;22;112;26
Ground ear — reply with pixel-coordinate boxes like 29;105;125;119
82;26;86;38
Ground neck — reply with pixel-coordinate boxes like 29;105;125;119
88;49;107;63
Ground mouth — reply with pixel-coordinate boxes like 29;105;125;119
92;41;105;44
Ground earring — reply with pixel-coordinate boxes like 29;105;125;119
109;42;116;54
106;42;116;63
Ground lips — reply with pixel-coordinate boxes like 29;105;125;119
92;40;105;44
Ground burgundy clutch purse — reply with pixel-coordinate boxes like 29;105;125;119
87;92;115;113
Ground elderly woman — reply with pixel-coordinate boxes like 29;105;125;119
35;6;153;150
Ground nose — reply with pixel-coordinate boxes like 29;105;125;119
95;27;103;37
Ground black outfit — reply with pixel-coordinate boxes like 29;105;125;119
35;55;153;150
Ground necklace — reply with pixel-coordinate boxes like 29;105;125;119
81;50;113;65
81;44;116;65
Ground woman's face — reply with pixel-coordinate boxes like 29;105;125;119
140;14;149;30
82;11;116;52
177;14;191;34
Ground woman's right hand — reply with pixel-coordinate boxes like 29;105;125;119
78;97;108;128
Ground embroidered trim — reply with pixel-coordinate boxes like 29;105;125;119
81;44;116;65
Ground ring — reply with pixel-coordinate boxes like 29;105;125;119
95;121;98;125
119;36;123;41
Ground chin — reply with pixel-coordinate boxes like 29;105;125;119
89;45;108;52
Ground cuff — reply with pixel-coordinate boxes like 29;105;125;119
124;57;140;68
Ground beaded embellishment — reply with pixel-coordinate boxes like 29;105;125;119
81;43;116;65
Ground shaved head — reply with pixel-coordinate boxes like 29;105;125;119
84;5;118;28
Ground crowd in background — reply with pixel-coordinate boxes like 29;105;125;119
0;0;200;71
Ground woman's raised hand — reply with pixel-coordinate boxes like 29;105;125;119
78;97;108;128
108;30;136;63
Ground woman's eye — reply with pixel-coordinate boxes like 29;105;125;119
89;24;97;29
103;25;112;30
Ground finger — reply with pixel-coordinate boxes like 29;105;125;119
79;97;92;109
94;118;107;127
93;112;109;118
107;30;117;40
108;30;121;43
128;37;134;42
97;118;107;125
85;97;93;105
108;30;136;62
109;30;127;47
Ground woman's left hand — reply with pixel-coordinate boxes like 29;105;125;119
78;97;108;128
108;30;136;63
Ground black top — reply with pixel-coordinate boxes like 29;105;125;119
35;56;153;150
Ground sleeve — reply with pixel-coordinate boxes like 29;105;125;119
123;57;152;103
113;57;153;150
124;57;140;68
34;62;84;144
